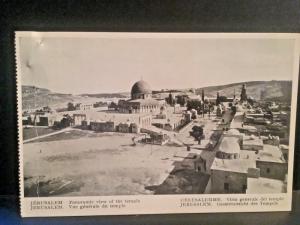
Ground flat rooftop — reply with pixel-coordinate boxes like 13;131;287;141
210;150;256;174
257;144;286;163
66;110;151;124
247;177;285;194
238;125;257;132
152;113;183;125
242;136;264;146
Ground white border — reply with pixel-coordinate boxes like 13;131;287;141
15;32;300;217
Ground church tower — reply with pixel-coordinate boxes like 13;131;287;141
240;84;247;102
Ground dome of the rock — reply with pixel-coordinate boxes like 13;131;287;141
131;80;152;99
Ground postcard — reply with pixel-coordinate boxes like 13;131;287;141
16;32;299;217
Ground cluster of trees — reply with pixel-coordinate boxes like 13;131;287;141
186;99;215;116
53;114;74;129
186;100;202;111
108;102;118;110
176;95;188;106
93;101;108;108
166;93;176;106
165;93;188;107
67;102;76;111
35;106;52;113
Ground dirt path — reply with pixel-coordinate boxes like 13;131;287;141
23;127;74;143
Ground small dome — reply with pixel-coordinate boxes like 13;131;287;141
227;129;240;136
218;137;240;154
131;80;152;96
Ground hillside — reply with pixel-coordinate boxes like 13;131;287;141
21;86;129;111
79;93;129;98
22;80;292;111
196;80;292;101
22;86;74;110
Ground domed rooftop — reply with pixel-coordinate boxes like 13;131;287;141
131;80;152;96
218;137;240;154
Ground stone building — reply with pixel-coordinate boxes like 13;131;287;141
90;121;115;132
22;116;31;125
117;122;130;133
141;132;169;145
75;103;93;111
211;136;258;194
130;123;139;133
73;114;87;126
81;120;89;130
36;113;58;127
210;133;288;194
256;145;287;180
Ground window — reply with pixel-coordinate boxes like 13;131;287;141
242;185;247;192
224;183;229;191
266;168;270;173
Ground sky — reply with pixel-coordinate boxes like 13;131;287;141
18;33;296;94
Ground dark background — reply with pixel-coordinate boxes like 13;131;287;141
0;0;300;224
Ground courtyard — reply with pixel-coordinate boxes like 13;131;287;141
23;130;193;197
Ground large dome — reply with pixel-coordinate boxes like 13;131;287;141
131;80;152;96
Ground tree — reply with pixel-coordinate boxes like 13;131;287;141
201;89;205;102
216;92;220;105
231;105;237;115
190;126;204;144
247;97;255;106
60;114;74;128
191;113;197;120
67;102;75;111
190;125;205;144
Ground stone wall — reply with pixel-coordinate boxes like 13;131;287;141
211;169;247;193
256;161;287;180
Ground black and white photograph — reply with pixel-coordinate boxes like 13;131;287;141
16;32;299;216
